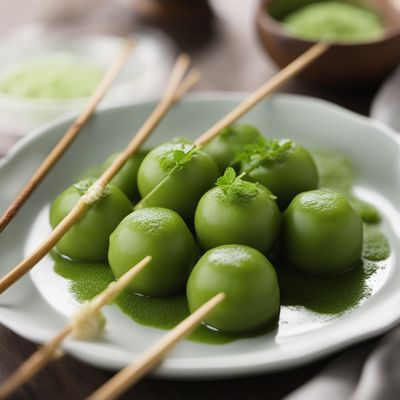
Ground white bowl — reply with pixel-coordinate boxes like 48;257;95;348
0;93;399;378
0;29;172;135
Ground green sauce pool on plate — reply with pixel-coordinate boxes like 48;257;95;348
276;225;389;315
52;150;391;343
282;1;384;43
53;253;234;345
311;150;381;224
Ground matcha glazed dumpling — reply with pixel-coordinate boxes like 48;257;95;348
100;149;148;199
187;245;280;334
50;179;132;262
137;138;220;223
202;124;263;172
195;167;281;254
108;207;197;296
236;138;318;208
282;189;363;276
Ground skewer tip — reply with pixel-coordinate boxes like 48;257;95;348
123;35;136;50
176;53;191;69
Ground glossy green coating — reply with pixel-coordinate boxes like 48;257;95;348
102;150;147;199
202;124;262;172
187;245;280;334
49;180;132;262
195;183;281;253
282;189;363;275
108;207;197;296
242;142;318;208
137;140;219;222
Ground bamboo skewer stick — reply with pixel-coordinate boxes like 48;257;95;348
0;37;136;234
172;70;201;102
135;42;328;210
87;292;225;400
0;54;196;295
0;256;152;400
194;42;328;146
94;54;192;188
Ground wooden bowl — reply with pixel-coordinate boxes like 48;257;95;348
256;0;400;88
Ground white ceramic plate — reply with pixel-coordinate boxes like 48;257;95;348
371;65;400;132
0;94;399;378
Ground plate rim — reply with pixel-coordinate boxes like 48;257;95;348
370;65;400;132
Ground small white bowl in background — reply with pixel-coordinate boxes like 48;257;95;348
0;27;173;135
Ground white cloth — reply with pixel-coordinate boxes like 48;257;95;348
286;328;400;400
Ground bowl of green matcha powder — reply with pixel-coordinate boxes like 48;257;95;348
256;0;400;88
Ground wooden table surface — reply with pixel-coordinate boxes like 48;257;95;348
0;1;385;399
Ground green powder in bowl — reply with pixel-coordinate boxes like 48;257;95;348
0;53;103;100
282;1;384;43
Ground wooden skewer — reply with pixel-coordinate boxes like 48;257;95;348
87;293;225;400
0;256;152;400
172;69;201;102
0;53;195;295
194;42;328;146
0;37;136;234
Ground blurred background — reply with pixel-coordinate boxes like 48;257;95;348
1;2;400;399
1;0;399;144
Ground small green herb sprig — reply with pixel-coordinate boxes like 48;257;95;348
233;138;294;174
159;140;199;174
216;167;265;203
136;139;199;210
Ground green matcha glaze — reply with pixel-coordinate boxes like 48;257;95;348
312;150;381;223
276;222;390;314
187;245;280;334
0;53;103;99
282;189;363;275
50;180;132;262
363;225;390;261
276;258;377;315
202;124;263;172
241;140;319;209
282;2;384;43
54;252;114;302
54;212;390;328
116;291;233;344
137;139;220;223
53;253;233;344
195;171;281;254
108;208;197;296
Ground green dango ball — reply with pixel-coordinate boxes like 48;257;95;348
240;139;318;208
137;139;219;222
282;189;363;275
101;150;148;199
187;245;280;334
202;124;262;172
50;180;132;262
108;207;197;296
195;168;281;254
